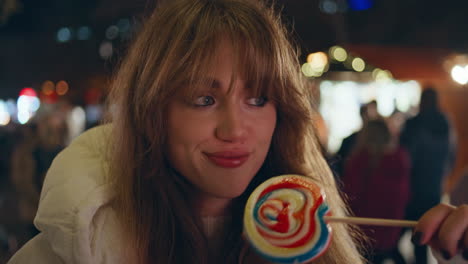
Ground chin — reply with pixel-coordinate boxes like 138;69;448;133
220;189;246;199
213;184;249;199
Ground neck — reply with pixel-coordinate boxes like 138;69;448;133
195;195;234;217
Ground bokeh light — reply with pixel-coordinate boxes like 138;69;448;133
451;65;468;85
307;52;328;66
19;87;37;97
351;57;365;72
302;63;315;77
57;27;72;43
5;99;16;117
0;100;11;126
348;0;374;11
306;51;328;76
105;25;120;40
17;88;40;124
42;80;55;95
373;68;393;82
320;80;420;153
99;42;113;59
329;46;348;62
302;62;324;77
56;80;69;95
319;0;338;14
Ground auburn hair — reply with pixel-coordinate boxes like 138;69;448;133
105;0;365;263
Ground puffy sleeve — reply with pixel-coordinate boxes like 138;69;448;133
7;233;64;264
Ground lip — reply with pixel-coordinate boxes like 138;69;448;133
205;151;250;168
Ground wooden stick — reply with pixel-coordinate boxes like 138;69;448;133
324;216;417;227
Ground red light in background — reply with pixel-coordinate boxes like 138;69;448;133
19;88;37;97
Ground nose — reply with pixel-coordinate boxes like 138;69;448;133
215;103;248;143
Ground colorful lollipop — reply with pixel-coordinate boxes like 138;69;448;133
243;174;417;264
243;174;332;264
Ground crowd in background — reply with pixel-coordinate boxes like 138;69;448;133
0;99;102;262
333;87;460;264
0;87;466;264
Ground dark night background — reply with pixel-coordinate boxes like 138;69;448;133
2;0;468;98
1;0;468;187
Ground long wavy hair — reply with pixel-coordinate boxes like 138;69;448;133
105;0;364;263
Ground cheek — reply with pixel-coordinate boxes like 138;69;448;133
257;107;277;142
167;106;213;158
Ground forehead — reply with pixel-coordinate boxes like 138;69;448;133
172;35;276;99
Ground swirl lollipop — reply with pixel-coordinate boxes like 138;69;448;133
243;174;332;264
243;174;417;264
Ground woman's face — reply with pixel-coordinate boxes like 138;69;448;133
167;42;277;215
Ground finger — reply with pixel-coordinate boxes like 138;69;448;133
414;203;454;245
463;230;468;260
463;211;468;261
435;205;468;258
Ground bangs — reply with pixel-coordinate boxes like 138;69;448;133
168;0;286;102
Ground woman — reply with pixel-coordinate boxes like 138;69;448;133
343;119;410;263
8;0;468;263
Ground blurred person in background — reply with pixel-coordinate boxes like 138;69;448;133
387;109;408;142
400;87;457;264
365;100;380;120
334;100;381;179
31;111;68;187
8;124;40;248
343;119;411;264
0;127;18;262
8;109;68;255
6;0;468;263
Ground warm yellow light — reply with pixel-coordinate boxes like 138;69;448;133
56;80;69;95
352;57;365;72
372;68;380;79
42;80;55;95
307;52;328;67
306;52;328;77
301;63;315;77
384;70;393;79
329;46;347;62
374;69;393;82
301;63;324;77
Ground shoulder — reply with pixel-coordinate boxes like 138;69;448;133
8;233;63;264
10;208;127;264
30;124;127;263
39;124;112;195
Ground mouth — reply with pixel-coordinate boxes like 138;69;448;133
204;151;250;168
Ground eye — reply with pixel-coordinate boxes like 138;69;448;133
194;95;215;106
246;97;267;107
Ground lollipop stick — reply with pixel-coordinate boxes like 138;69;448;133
324;216;417;227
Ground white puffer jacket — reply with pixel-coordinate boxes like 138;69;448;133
8;125;127;264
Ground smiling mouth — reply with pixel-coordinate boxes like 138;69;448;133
205;152;250;168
